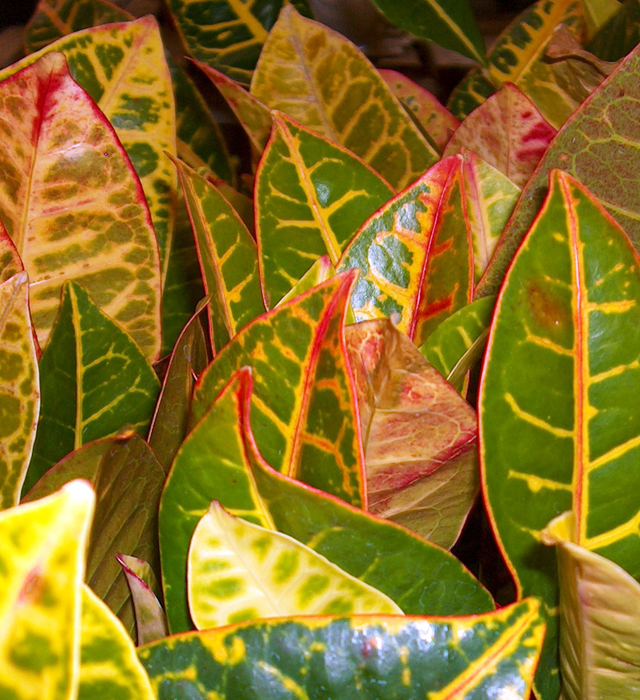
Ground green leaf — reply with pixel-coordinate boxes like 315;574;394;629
346;320;478;549
480;170;640;699
138;600;544;700
26;282;160;491
177;159;266;351
275;255;335;306
338;155;473;346
587;0;640;60
79;584;154;699
256;112;394;307
188;500;402;629
0;273;39;509
191;272;365;507
166;0;312;86
581;0;622;38
0;52;162;359
0;221;23;283
370;0;486;65
0;480;94;699
251;5;438;190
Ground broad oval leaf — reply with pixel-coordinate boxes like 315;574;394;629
138;600;544;700
256;111;394;307
188;500;402;629
0;273;39;509
251;5;438;190
0;480;94;700
480;170;640;699
0;52;162;358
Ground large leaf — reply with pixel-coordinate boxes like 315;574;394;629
251;5;438;190
478;38;640;297
191;272;365;507
0;480;94;700
166;0;312;86
0;273;39;509
79;584;154;700
256;112;394;307
346;320;478;549
177;159;265;351
0;52;162;358
26;281;160;491
480;170;640;699
338;156;473;347
138;600;544;700
543;511;640;699
444;83;556;188
188;500;402;629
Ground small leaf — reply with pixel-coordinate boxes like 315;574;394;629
251;5;437;190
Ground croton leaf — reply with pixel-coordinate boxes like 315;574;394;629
582;0;623;38
444;83;556;188
0;51;162;359
251;5;438;190
256;111;394;307
379;68;459;153
587;0;640;61
191;271;365;507
79;584;154;700
188;500;402;629
0;221;23;283
138;599;544;700
26;281;160;491
338;155;473;346
346;320;478;549
0;480;94;700
543;511;640;700
0;273;39;509
276;255;335;306
177;159;265;351
480;170;640;699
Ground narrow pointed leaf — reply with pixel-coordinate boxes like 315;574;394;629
444;83;556;188
543;511;640;699
177;159;265;351
256;112;394;307
338;156;473;346
0;480;94;700
191;272;365;507
139;600;543;700
588;0;640;60
0;273;39;509
379;68;459;152
276;255;335;306
251;5;438;190
0;52;162;358
27;281;160;490
480;170;640;699
188;500;402;629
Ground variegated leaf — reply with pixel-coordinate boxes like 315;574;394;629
0;273;39;509
275;254;335;306
0;220;23;283
587;0;640;60
256;111;394;307
188;500;402;629
251;5;438;189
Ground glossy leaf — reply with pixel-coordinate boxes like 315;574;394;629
188;500;402;629
0;221;23;283
0;273;39;509
444;83;556;188
275;255;335;306
177;159;265;351
543;511;640;699
346;320;478;549
256;112;394;307
117;555;168;646
480;170;640;699
338;156;473;347
379;68;459;152
79;584;154;700
0;480;94;699
0;52;162;358
166;0;312;86
478;38;640;297
191;272;365;507
588;0;640;60
139;600;543;700
251;5;438;190
26;281;160;491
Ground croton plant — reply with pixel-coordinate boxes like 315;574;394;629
3;0;640;697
